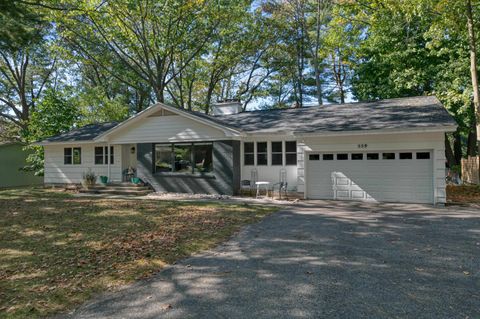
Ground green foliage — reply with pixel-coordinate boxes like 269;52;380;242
336;0;477;157
76;87;129;125
24;89;77;175
0;0;44;50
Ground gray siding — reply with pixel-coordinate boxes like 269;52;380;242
136;141;240;195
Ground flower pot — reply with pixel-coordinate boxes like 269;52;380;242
131;177;141;185
99;176;108;184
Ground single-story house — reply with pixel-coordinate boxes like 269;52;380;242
37;96;456;204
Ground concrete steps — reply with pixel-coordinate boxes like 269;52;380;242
80;183;153;196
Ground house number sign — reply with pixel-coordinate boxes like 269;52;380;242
357;144;368;148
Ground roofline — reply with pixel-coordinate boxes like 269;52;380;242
93;102;243;142
293;125;457;137
34;140;106;146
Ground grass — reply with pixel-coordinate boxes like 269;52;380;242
447;184;480;204
0;188;277;318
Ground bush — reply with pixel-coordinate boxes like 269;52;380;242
82;169;97;187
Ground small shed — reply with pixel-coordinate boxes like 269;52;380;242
0;142;43;188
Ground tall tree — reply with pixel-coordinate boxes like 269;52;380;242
0;0;57;132
54;0;243;105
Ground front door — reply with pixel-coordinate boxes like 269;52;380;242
122;144;137;180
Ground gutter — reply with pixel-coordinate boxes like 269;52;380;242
293;125;457;137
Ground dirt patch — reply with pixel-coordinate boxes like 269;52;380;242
447;184;480;204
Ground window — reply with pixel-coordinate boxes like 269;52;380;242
257;142;267;165
416;152;430;159
244;142;254;165
271;142;283;165
94;146;114;165
155;143;213;174
173;144;192;173
309;154;320;160
351;153;363;160
155;144;172;172
285;141;297;165
367;153;379;160
323;154;334;160
194;143;213;173
64;148;72;165
399;152;413;160
337;153;348;160
382;153;395;160
64;147;81;165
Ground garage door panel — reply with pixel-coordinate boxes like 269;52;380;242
306;151;433;203
351;190;366;199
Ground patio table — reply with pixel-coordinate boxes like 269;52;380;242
255;181;270;198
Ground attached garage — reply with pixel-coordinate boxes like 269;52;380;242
305;150;434;203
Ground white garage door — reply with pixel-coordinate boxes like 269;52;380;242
306;151;433;203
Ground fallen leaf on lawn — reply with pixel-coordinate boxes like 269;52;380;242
463;271;470;275
161;304;172;310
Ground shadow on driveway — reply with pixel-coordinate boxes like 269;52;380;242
64;201;480;319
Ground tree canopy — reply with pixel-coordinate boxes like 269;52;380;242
1;0;480;164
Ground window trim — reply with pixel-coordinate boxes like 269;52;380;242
351;153;363;160
154;142;213;175
244;142;254;166
64;147;81;165
323;154;334;161
271;141;283;166
285;141;297;165
416;152;431;160
256;142;268;166
399;152;413;160
94;146;114;165
382;152;395;160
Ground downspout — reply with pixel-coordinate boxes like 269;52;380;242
107;143;111;182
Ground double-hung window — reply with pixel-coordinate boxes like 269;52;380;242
285;141;297;165
244;142;254;165
257;142;267;165
94;146;114;165
64;147;81;165
271;142;283;165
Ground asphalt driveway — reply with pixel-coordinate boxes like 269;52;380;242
64;201;480;319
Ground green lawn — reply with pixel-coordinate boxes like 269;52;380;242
0;188;277;318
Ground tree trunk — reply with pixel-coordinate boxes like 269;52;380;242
454;130;463;165
466;0;480;154
313;0;323;105
467;123;477;156
445;133;456;168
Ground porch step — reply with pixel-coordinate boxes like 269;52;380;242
80;183;153;196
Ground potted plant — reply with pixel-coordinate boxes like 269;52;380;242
82;169;97;189
99;175;108;185
131;177;141;185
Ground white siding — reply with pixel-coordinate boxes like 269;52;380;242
297;131;446;204
108;115;228;144
44;144;122;184
240;137;298;190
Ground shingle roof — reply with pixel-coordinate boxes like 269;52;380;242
208;96;456;134
41;122;118;143
41;96;456;143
